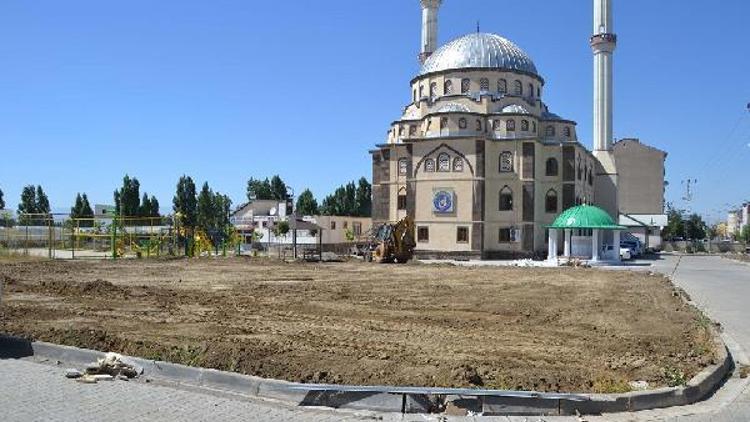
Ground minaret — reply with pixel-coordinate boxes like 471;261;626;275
419;0;442;64
591;0;617;152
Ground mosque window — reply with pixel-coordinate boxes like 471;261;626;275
444;80;453;95
426;120;432;131
430;82;438;98
438;153;450;172
398;126;404;137
499;186;513;211
521;120;529;131
419;85;424;98
398;159;408;175
532;121;537;133
461;78;470;94
413;90;417;103
458;118;467;129
545;158;559;176
577;163;582;180
456;227;469;243
545;126;555;137
480;78;490;92
588;168;593;185
564;127;572;137
409;125;417;136
425;159;436;173
417;227;429;243
492;119;499;130
498;79;507;94
440;117;448;130
537;87;541;98
506;119;516;132
498;228;513;243
453;157;464;172
545;189;558;213
514;80;523;96
476;119;482;131
499;152;514;173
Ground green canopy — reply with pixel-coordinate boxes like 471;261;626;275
548;205;626;230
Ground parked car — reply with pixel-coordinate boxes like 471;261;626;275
620;247;633;261
620;241;639;258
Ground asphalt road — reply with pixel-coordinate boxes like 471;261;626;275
1;255;749;421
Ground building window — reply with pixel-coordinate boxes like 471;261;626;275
461;78;470;94
480;78;490;92
330;221;336;230
453;157;464;172
528;83;534;98
506;119;516;132
521;120;529;131
438;153;450;172
564;127;572;137
492;119;500;130
398;126;404;137
545;189;558;213
457;227;469;243
545;126;555;137
440;117;448;130
499;152;514;173
498;228;514;243
498;79;507;94
426;119;432;131
588;168;594;186
353;222;362;236
343;221;348;230
409;125;417;136
397;192;407;210
398;158;408;175
419;85;424;98
476;119;482;131
413;90;416;103
577;163;582;180
537;87;541;97
430;82;437;98
425;158;436;172
458;118;467;129
444;80;453;95
532;121;537;133
545;158;559;176
417;226;429;243
514;80;523;96
499;186;513;211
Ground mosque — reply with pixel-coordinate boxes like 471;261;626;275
370;0;667;259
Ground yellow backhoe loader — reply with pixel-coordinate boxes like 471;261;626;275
369;216;416;263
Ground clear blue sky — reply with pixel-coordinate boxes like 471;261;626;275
1;0;748;222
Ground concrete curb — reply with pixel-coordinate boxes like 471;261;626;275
0;334;734;416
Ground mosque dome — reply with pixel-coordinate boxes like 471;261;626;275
419;33;539;77
435;103;472;113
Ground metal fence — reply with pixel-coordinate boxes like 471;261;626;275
0;214;178;259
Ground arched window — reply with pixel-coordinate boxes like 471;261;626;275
588;168;593;185
425;158;436;173
461;78;470;94
440;117;448;130
492;119;500;130
398;158;408;175
438;153;450;172
532;121;537;133
514;80;523;96
444;80;453;95
480;78;490;92
499;151;514;173
564;127;572;137
426;119;432;131
537;87;541;98
397;187;407;210
545;126;555;137
545;158;559;176
528;83;534;97
419;85;424;98
498;79;507;94
409;125;417;136
430;82;437;98
476;119;482;131
521;120;529;131
545;190;558;213
499;186;513;211
453;157;464;172
506;119;516;132
413;90;417;103
398;126;404;137
458;118;467;129
577;163;582;180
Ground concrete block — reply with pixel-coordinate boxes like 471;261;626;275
627;387;684;411
559;395;628;415
404;394;441;413
482;395;559;416
199;369;262;396
298;390;403;412
444;395;481;415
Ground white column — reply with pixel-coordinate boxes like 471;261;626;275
591;0;617;152
564;229;572;258
613;230;621;262
591;229;600;261
548;229;557;262
419;0;442;64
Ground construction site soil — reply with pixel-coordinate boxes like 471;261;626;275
0;257;716;393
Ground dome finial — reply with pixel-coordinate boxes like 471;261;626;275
476;21;480;34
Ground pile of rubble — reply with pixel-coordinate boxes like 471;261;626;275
65;352;143;384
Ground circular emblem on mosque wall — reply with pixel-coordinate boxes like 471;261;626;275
433;190;454;214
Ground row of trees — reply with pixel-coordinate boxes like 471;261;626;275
662;204;708;241
295;178;372;217
173;176;234;254
17;185;51;225
113;175;160;221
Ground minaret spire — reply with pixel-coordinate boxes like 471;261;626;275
419;0;442;64
591;0;617;152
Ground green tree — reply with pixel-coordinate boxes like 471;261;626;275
662;204;685;240
18;185;37;225
269;175;288;201
295;189;319;215
355;177;372;217
740;225;750;243
273;220;290;237
197;182;215;234
35;186;50;215
0;186;5;210
246;178;273;201
114;175;141;218
685;213;707;240
71;193;94;227
173;175;197;233
319;179;369;217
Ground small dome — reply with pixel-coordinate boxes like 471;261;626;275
435;103;472;113
549;205;625;230
541;111;564;121
420;33;538;77
500;104;531;114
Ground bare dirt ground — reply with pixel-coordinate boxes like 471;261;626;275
0;257;716;393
